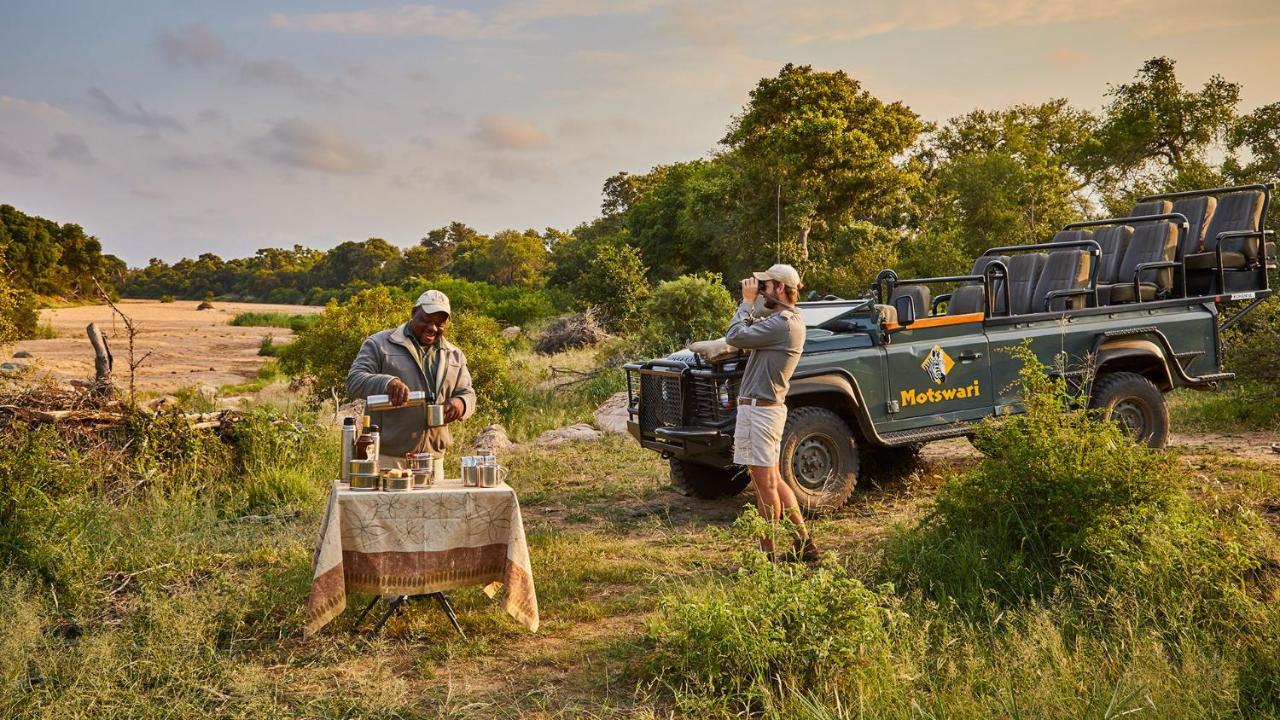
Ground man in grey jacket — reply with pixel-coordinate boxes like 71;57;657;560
726;263;818;563
346;289;477;471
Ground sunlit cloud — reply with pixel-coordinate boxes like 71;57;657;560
252;118;380;174
473;115;550;150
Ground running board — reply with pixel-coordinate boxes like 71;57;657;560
879;421;981;446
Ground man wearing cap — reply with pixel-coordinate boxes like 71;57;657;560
346;289;476;474
725;263;818;563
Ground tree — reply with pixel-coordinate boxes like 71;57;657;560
446;224;493;282
485;229;547;287
575;243;649;331
311;238;401;288
722;63;924;262
805;221;900;299
916;100;1096;262
1087;57;1241;200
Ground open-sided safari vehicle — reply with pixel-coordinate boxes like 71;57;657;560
624;183;1277;514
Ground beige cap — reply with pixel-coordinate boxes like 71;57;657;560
413;289;451;316
753;263;802;289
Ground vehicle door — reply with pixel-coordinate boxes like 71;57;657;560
880;315;994;431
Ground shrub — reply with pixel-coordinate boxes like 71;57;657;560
647;510;893;714
257;335;279;357
159;294;175;303
0;281;38;344
884;344;1276;631
279;286;519;421
398;275;562;328
229;312;316;333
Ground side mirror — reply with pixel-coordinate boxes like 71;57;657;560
893;295;916;326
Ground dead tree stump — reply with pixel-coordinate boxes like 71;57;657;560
86;322;113;395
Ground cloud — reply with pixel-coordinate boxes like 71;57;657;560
197;108;227;124
88;87;185;133
0;95;71;121
270;5;488;38
155;23;228;66
252;119;379;173
47;133;98;165
240;59;311;88
473;115;549;150
163;153;241;172
269;0;666;37
0;142;37;176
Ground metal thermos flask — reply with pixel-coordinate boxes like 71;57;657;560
340;417;356;483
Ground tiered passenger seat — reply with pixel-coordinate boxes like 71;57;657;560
1032;249;1094;312
1097;221;1179;304
946;255;1009;316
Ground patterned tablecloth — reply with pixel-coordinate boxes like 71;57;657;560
304;480;539;636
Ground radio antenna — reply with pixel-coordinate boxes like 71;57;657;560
775;182;782;263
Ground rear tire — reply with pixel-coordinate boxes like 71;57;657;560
1089;372;1170;448
778;406;860;515
669;459;749;499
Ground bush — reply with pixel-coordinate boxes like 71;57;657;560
646;510;893;714
884;344;1275;631
257;335;279;357
229;312;316;333
159;294;175;303
279;286;519;421
0;281;38;344
637;272;735;352
398;275;563;328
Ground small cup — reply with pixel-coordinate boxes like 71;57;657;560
461;456;479;487
479;463;507;488
425;404;446;427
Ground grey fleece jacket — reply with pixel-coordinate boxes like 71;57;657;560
346;322;477;456
725;303;805;404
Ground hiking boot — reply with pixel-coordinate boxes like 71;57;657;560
790;535;820;565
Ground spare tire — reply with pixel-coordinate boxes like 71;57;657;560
669;458;749;499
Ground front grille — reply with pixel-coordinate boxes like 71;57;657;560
639;373;684;432
690;376;733;424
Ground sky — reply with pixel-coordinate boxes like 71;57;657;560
1;0;1278;266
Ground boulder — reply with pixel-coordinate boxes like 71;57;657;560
501;325;522;340
12;350;33;358
536;422;604;446
594;390;630;435
472;424;514;451
0;361;27;374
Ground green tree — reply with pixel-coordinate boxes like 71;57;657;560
806;221;900;299
575;243;649;331
1087;57;1241;201
723;63;924;263
639;273;736;349
916;100;1096;265
447;224;493;282
485;229;547;287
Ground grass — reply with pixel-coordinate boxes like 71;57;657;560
1169;383;1280;433
228;312;317;333
4;346;1279;718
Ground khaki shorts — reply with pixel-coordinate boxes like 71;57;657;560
733;403;787;467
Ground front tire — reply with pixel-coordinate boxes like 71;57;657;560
779;406;860;515
1089;372;1170;448
669;458;750;499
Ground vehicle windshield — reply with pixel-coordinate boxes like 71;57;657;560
797;299;871;327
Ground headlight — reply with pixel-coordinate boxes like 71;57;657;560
718;381;735;409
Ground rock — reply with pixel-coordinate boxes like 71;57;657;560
0;361;27;374
195;384;219;400
501;325;522;340
196;301;215;310
472;424;513;452
594;391;630;435
12;350;32;358
146;395;180;411
536;422;604;446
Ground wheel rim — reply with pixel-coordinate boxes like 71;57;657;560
792;433;837;491
1111;398;1149;439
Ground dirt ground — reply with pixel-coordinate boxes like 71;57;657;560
6;300;321;391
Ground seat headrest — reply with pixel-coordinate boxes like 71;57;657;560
1129;199;1172;218
890;285;931;318
1051;229;1093;245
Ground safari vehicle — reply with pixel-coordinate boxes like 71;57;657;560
624;183;1277;513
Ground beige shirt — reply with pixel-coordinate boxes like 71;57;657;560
725;302;805;404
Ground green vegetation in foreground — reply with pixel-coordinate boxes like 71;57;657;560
1170;383;1280;433
228;311;318;333
2;342;1278;718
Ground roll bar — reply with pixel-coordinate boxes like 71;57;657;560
875;262;1011;319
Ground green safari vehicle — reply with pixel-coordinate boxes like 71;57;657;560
624;183;1277;513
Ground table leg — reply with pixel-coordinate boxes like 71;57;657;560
432;592;467;640
352;595;381;628
368;595;408;636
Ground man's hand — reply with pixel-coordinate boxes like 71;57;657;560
740;276;759;304
386;378;410;407
443;397;465;423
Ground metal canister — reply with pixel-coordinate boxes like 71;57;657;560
479;459;507;488
461;456;479;486
425;403;446;427
349;473;379;490
382;473;412;492
340;417;356;483
348;458;379;490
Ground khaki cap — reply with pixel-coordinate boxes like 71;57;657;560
413;289;451;316
753;263;802;289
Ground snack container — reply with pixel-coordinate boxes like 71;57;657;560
349;473;379;491
382;473;412;492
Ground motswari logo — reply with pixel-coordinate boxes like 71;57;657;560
921;345;954;385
